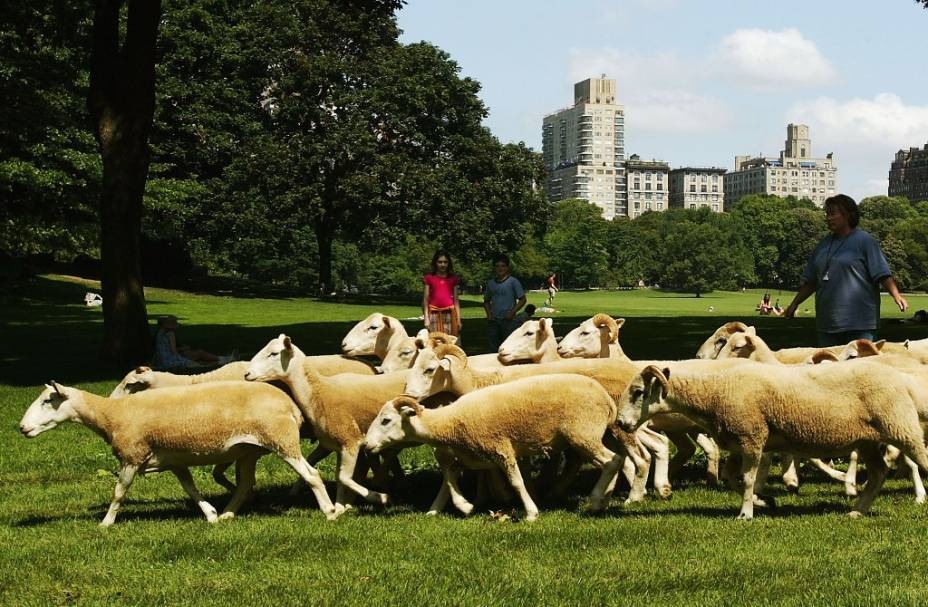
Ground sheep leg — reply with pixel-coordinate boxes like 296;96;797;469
211;462;237;493
100;464;139;527
281;455;336;520
288;444;331;496
696;434;721;486
219;456;259;520
752;454;773;508
781;454;800;492
499;456;540;522
335;447;389;514
849;444;889;518
666;430;696;481
902;455;927;504
445;463;476;516
736;451;762;520
845;450;859;497
624;444;651;503
638;426;672;498
807;458;846;482
430;449;475;515
171;466;219;523
586;446;624;512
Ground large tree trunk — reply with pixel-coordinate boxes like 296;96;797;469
315;219;334;295
89;0;162;364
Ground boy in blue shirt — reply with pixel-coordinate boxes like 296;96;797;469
483;254;526;352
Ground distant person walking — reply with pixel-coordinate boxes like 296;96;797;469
484;254;526;352
423;249;462;338
545;272;559;307
785;194;908;346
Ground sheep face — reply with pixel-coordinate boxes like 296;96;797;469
20;383;77;437
716;333;755;359
109;366;155;398
836;339;884;361
404;347;452;400
365;399;420;453
617;366;670;432
498;318;553;363
557;319;601;358
245;334;299;381
341;313;390;357
695;322;751;359
378;343;417;373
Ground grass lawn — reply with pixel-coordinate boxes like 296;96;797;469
2;275;928;606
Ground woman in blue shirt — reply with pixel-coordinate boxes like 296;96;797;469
784;194;907;346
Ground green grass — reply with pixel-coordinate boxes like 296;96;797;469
3;275;928;606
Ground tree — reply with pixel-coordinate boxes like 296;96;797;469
544;199;609;288
0;3;100;260
659;221;743;296
88;0;163;364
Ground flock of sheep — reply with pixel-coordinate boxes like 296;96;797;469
18;313;928;525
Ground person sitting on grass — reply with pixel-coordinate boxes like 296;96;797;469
152;315;229;370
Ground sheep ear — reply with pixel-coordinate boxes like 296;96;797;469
134;366;149;374
904;339;911;349
615;318;626;329
373;366;383;374
539;317;552;335
50;381;63;395
382;316;391;328
446;335;458;345
438;358;452;371
415;329;429;349
282;335;292;350
874;339;886;351
745;326;757;336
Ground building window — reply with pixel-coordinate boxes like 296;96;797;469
657;183;663;191
701;175;708;182
701;185;707;192
712;185;718;192
645;183;652;190
689;204;696;209
657;202;663;210
645;202;652;210
689;185;696;193
645;172;652;180
712;204;719;212
712;175;719;182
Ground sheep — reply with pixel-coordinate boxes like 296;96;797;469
405;343;671;502
365;375;627;522
245;334;429;515
19;381;335;526
375;329;458;373
340;312;420;372
557;314;629;360
695;321;752;359
111;355;377;399
616;360;928;519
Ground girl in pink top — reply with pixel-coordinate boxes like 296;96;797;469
423;249;462;337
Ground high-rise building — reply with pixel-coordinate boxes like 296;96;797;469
724;124;837;210
889;143;928;202
542;77;627;219
626;155;670;217
669;167;727;212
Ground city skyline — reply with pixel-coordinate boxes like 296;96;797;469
398;0;928;202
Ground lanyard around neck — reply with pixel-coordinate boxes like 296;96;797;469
824;234;850;275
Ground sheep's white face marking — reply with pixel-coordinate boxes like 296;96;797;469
341;313;387;356
557;320;599;358
245;335;295;381
404;349;451;399
378;339;419;373
20;385;74;437
498;319;550;362
365;402;413;453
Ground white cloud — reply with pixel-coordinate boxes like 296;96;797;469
787;94;928;200
714;28;837;90
789;93;928;145
567;48;727;133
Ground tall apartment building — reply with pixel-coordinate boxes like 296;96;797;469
626;155;670;217
724;124;837;210
542;77;627;219
889;143;928;201
669;167;727;212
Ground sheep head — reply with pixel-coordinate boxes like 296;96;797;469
617;365;671;432
341;313;402;357
837;339;885;361
20;382;80;437
365;396;422;453
245;334;302;382
695;320;751;359
498;318;555;363
404;343;467;400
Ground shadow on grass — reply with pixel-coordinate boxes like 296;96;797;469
4;275;928;388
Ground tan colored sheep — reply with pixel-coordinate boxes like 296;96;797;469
365;374;626;522
617;360;928;519
557;314;629;360
19;381;335;526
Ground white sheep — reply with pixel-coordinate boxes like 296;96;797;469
365;374;627;522
556;314;629;360
19;381;335;526
403;343;663;505
245;334;422;515
616;360;928;519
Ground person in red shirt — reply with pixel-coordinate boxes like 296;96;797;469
423;249;462;337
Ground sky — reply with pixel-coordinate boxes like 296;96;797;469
397;0;928;201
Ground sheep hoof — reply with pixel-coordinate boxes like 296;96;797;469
370;492;389;506
785;484;799;494
425;510;439;516
524;512;539;522
915;495;926;505
736;512;753;521
218;512;235;521
98;520;114;529
845;488;858;498
656;485;673;500
848;510;864;519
